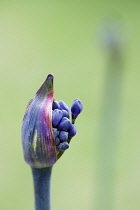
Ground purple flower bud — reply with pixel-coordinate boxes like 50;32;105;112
22;74;83;167
57;142;69;151
58;117;72;131
61;110;69;118
59;131;68;142
71;99;83;122
22;74;57;168
59;100;69;112
53;128;59;139
52;100;60;110
68;124;77;138
55;137;60;146
52;109;63;127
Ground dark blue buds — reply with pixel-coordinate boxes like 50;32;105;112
55;138;60;146
58;117;72;131
52;100;60;110
71;99;83;123
68;124;77;138
52;109;63;127
57;142;69;151
59;131;68;142
52;98;83;153
59;100;69;112
61;110;69;118
53;128;59;139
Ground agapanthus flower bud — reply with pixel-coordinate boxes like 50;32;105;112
59;131;68;142
22;74;83;168
58;117;72;131
52;109;63;127
71;99;83;123
57;142;69;151
52;100;60;110
61;110;69;118
68;124;77;138
59;100;69;112
53;128;59;139
55;138;60;146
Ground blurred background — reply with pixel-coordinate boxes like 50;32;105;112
0;1;140;210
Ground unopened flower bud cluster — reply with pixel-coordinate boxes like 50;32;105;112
52;99;82;151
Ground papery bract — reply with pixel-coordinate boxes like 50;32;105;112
22;74;57;168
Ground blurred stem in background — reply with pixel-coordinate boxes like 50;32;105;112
96;20;124;210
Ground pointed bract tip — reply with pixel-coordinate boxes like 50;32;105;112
47;74;54;80
36;74;54;98
45;74;54;86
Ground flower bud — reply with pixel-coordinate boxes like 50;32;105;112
53;128;59;139
68;124;77;138
52;109;63;127
22;75;83;167
55;137;60;146
61;110;69;118
59;131;68;142
52;100;60;110
57;142;69;151
71;99;83;123
58;117;72;131
59;100;69;112
22;74;57;168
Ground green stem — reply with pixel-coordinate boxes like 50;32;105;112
31;167;52;210
96;24;124;210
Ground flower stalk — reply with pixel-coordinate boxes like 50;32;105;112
31;167;52;210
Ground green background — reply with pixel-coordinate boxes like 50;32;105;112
0;1;140;210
